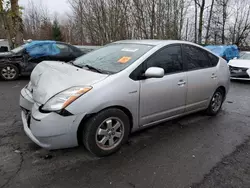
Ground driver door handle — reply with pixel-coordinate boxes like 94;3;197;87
178;80;186;86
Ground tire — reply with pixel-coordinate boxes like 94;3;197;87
206;88;224;116
0;64;19;81
82;108;130;157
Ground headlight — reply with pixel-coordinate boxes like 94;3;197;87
42;86;92;112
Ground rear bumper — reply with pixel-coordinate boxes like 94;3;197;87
20;87;85;150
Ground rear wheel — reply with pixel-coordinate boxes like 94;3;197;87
206;88;224;116
0;64;19;80
82;108;130;157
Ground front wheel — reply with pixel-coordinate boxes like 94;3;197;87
206;88;224;116
0;64;19;80
82;108;130;157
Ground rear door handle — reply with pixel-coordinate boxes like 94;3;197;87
211;73;217;79
178;80;186;86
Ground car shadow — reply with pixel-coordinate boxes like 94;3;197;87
0;76;30;82
230;79;250;84
27;111;212;162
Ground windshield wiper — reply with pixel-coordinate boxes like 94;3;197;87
83;65;104;73
68;61;82;68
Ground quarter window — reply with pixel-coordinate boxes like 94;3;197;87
182;45;211;70
146;45;183;74
207;52;219;66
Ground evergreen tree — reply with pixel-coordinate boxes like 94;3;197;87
52;19;62;41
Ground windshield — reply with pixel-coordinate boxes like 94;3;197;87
239;52;250;60
11;45;25;53
73;43;153;74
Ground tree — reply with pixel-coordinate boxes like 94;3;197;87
205;0;214;44
0;0;23;48
17;0;250;46
229;0;250;46
194;0;198;43
52;18;62;41
194;0;205;44
10;0;23;46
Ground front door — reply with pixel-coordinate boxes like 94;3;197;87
139;44;187;126
50;43;74;62
23;43;51;74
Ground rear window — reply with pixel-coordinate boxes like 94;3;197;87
73;43;153;74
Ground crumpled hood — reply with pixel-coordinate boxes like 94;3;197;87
30;61;108;104
0;52;14;58
228;59;250;68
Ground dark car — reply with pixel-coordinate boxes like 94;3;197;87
0;40;85;80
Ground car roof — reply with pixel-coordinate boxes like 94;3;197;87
113;39;200;47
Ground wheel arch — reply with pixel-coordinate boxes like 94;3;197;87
77;105;134;145
217;86;226;101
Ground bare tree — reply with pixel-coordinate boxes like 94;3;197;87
23;0;52;40
205;0;214;44
193;0;206;44
16;0;250;47
194;0;198;43
229;0;250;46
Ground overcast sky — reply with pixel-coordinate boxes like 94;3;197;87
19;0;71;14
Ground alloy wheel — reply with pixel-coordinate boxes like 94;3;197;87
95;117;124;151
211;92;223;112
1;66;17;80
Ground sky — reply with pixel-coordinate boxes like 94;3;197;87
19;0;71;14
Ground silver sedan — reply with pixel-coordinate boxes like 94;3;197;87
20;40;230;156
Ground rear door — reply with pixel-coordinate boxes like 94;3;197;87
182;44;219;112
50;43;74;62
138;44;188;126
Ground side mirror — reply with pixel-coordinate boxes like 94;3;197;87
145;67;164;78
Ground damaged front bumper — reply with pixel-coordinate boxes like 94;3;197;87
229;66;250;80
19;87;84;150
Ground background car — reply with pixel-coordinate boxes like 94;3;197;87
0;40;85;80
205;45;239;62
20;40;230;156
74;45;101;53
228;51;250;80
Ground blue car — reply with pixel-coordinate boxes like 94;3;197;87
0;41;84;80
205;45;239;62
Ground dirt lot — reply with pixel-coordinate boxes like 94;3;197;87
1;78;250;188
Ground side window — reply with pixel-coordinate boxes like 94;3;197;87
146;45;183;74
0;46;8;52
27;44;52;58
182;45;211;70
55;44;71;54
207;52;219;66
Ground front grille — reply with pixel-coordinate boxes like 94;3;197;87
229;66;250;78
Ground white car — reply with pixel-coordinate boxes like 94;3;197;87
228;51;250;80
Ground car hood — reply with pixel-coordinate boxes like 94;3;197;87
30;61;108;104
0;51;14;58
228;59;250;68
